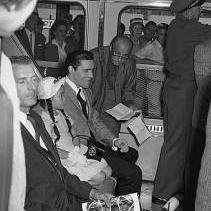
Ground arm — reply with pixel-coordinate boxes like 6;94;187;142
64;168;113;204
121;58;137;107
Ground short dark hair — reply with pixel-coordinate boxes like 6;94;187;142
10;56;32;65
157;23;169;31
51;19;67;39
64;50;94;74
145;21;157;29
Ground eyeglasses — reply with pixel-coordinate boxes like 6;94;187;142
112;51;129;60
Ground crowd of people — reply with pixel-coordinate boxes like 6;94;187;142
1;0;211;211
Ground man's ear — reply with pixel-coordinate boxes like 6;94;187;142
68;66;74;75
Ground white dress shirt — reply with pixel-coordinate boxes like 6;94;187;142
66;77;88;113
19;111;47;150
52;39;67;64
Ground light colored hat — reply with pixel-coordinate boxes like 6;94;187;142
130;18;143;25
38;77;66;99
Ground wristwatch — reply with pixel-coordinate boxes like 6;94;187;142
112;138;118;151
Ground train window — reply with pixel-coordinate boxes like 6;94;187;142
118;6;211;119
8;2;86;78
118;6;173;119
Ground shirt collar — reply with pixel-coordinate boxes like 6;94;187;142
52;39;66;49
19;111;28;123
66;77;80;94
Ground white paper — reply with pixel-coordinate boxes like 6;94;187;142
128;116;152;145
82;193;141;211
106;103;136;121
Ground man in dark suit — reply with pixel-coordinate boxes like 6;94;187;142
11;55;113;211
63;50;142;196
15;12;45;60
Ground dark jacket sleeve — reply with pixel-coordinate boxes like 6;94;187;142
63;167;92;200
190;22;211;43
122;57;137;106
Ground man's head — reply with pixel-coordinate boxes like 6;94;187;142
65;50;94;89
110;35;133;67
0;0;37;36
144;21;157;42
171;0;205;20
156;23;169;46
25;10;39;31
11;56;39;113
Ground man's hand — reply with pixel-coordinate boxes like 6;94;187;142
89;189;114;207
114;138;129;153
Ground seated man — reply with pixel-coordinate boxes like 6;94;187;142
63;50;142;196
91;35;137;136
11;55;113;211
135;23;168;65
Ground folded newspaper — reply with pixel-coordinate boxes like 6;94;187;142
106;103;139;121
82;193;141;211
128;116;152;145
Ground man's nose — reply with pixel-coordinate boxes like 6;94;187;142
89;71;93;78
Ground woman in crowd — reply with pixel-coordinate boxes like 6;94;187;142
45;19;71;65
34;76;114;191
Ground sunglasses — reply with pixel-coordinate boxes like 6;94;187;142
112;51;129;60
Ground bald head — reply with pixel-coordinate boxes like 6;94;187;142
110;36;133;66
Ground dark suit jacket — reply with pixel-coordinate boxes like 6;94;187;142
15;28;45;60
21;110;92;211
64;83;115;146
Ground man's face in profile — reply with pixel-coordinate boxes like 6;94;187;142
70;60;94;89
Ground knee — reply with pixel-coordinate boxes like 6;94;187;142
128;147;139;164
130;165;142;183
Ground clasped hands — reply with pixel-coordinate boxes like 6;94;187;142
89;189;114;207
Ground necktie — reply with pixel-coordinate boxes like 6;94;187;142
27;114;40;144
59;109;73;136
77;89;88;119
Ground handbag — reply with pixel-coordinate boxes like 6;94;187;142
73;135;106;161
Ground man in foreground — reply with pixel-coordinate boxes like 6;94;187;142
12;55;113;211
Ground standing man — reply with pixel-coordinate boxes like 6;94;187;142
91;36;137;137
11;55;113;211
63;50;142;196
15;10;45;60
152;0;211;210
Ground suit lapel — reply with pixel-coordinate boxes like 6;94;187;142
30;111;62;167
65;83;82;110
15;29;33;56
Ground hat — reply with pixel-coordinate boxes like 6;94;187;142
130;18;143;25
38;77;66;100
170;0;206;13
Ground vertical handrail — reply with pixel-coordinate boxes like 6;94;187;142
98;0;106;48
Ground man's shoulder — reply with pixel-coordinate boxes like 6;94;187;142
91;46;110;59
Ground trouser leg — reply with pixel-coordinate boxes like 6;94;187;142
103;147;142;196
153;78;196;203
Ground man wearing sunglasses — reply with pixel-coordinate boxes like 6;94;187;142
91;35;137;137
